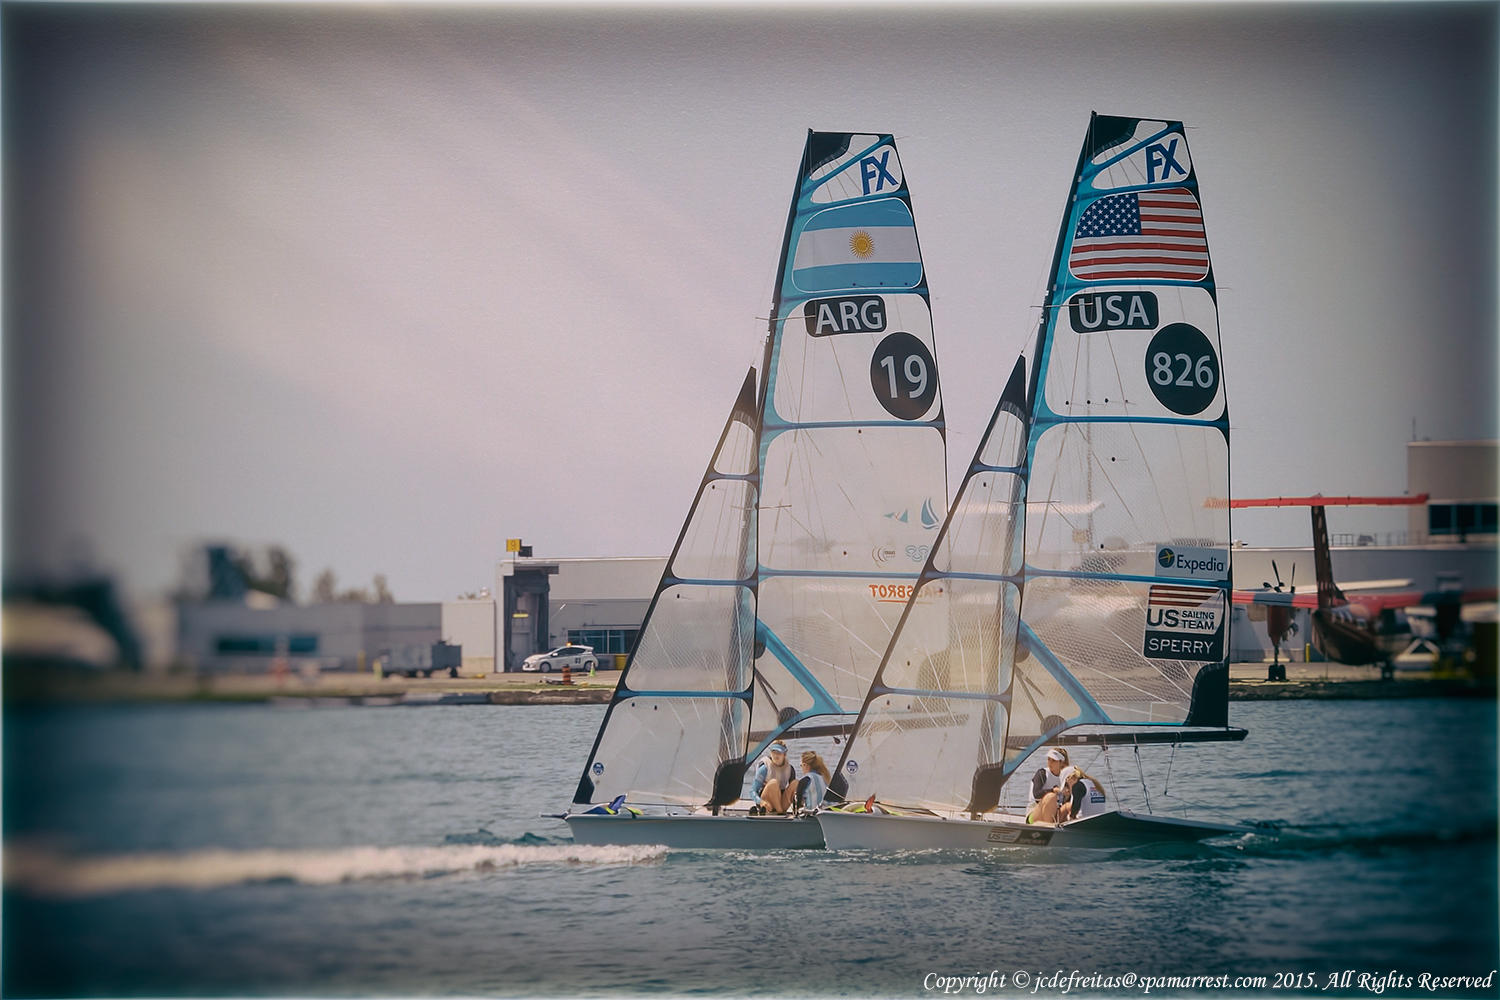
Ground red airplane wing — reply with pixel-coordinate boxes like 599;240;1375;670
1232;590;1319;609
1233;587;1498;611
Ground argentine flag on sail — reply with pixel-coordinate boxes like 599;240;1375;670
791;199;922;293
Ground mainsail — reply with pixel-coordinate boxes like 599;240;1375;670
836;113;1234;815
573;132;946;811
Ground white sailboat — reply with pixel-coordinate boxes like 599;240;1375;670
819;113;1257;851
563;132;948;849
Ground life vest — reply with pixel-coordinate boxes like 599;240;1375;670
834;796;903;815
764;758;794;790
1070;778;1106;820
1031;766;1063;803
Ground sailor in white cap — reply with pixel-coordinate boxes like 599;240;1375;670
1025;747;1071;823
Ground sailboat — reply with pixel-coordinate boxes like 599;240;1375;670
818;113;1257;851
563;132;948;849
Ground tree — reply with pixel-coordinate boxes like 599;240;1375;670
262;547;297;602
312;569;337;604
373;574;394;604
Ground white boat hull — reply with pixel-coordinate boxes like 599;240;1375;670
565;812;825;850
817;807;1253;851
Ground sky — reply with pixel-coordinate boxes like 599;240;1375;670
5;1;1496;605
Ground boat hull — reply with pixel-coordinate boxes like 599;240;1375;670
565;812;825;850
817;808;1252;851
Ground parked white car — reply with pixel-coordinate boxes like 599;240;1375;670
520;644;598;673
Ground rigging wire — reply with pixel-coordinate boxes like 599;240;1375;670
1133;744;1153;815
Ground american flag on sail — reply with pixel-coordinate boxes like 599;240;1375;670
1148;583;1222;609
1069;188;1208;282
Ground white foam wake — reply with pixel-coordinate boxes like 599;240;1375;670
5;842;667;897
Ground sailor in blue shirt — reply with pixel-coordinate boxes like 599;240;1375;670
795;750;832;812
749;741;796;814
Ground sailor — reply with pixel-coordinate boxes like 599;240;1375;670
1025;748;1070;824
795;750;832;813
1030;747;1070;803
748;741;797;815
1058;766;1107;822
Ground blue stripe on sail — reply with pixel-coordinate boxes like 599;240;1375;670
659;576;753;588
879;686;1009;704
760;416;945;432
757;567;924;581
1052;273;1214;294
931;569;1025;586
1032;412;1225;430
802;199;913;230
616;689;750;700
790;261;922;292
1027;567;1230;587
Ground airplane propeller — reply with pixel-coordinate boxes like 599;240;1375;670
1264;560;1297;594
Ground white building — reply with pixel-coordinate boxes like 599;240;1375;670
176;599;441;673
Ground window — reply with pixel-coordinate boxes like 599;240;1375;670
567;628;640;655
1428;503;1498;537
1429;505;1453;534
214;634;320;655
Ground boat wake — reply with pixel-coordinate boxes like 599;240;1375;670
5;841;667;897
1203;818;1500;858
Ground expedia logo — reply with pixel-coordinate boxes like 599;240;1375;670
1174;554;1225;575
1154;544;1228;580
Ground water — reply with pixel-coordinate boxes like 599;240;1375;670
4;699;1496;997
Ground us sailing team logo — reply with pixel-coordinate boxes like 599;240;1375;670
1143;583;1225;661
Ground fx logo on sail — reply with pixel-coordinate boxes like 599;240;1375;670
1145;139;1187;184
860;151;898;195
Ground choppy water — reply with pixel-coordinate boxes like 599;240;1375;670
4;698;1496;997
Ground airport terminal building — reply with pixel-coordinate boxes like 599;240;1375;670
174;441;1497;674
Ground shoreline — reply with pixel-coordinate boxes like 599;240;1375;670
5;662;1494;707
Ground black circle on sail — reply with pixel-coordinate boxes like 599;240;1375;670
1144;322;1219;415
870;331;938;420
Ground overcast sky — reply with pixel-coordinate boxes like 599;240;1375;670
5;1;1496;604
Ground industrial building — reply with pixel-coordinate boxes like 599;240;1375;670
171;441;1496;674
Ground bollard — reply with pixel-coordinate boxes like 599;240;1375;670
561;663;573;686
